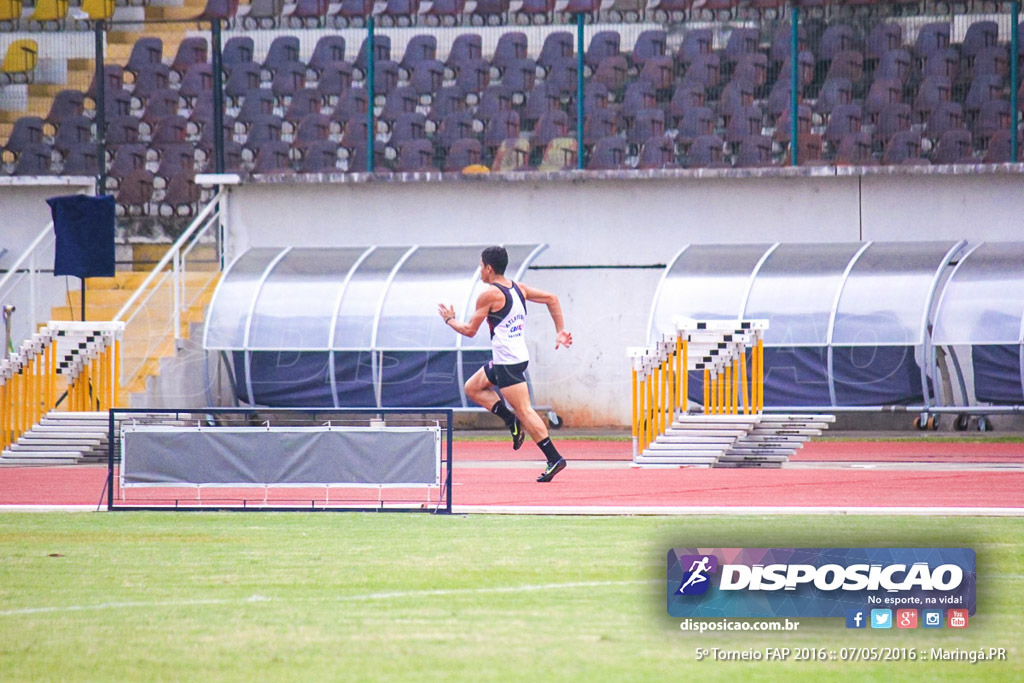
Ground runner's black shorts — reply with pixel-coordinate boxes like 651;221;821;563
484;360;529;388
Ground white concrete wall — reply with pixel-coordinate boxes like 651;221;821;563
0;178;95;346
221;167;1024;426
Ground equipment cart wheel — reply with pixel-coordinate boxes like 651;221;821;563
547;410;562;429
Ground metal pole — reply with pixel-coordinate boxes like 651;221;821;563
94;20;107;194
1012;1;1020;163
445;409;453;514
790;6;799;167
2;305;13;361
80;278;86;322
576;13;585;170
211;18;225;173
366;17;375;173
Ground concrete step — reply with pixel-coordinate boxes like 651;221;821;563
13;437;105;447
0;454;82;465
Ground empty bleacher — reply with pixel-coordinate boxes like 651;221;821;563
1;1;1022;215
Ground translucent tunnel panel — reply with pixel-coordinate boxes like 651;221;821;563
649;244;772;340
248;247;367;350
833;241;961;347
378;246;484;349
743;243;863;346
332;247;410;350
932;242;1024;345
203;248;284;350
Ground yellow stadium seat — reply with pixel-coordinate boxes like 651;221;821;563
80;0;115;20
0;0;24;29
0;40;38;85
28;0;69;27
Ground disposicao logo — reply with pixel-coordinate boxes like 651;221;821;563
667;548;976;619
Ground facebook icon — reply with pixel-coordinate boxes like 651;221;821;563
845;609;867;629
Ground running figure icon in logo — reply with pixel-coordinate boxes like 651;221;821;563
676;555;719;595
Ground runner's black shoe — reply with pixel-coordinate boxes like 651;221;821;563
536;457;566;483
511;417;525;451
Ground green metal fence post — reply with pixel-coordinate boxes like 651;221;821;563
577;13;585;170
790;5;799;167
366;17;376;173
211;18;225;173
1011;1;1020;163
94;19;107;194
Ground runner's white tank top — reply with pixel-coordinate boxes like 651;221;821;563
487;281;530;364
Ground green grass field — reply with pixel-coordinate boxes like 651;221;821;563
1;514;1021;682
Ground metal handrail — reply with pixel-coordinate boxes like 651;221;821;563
0;221;53;296
114;192;222;323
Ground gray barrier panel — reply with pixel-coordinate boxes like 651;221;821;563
122;427;439;487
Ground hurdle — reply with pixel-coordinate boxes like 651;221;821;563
629;318;834;468
1;322;123;452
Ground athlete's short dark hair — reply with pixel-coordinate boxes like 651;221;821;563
481;246;508;275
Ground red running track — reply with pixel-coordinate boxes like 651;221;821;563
0;439;1022;510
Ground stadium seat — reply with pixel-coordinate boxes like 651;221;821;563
722;104;762;145
913;75;952;124
477;85;513;121
631;30;667;69
170;39;209;83
813;77;853;116
159;171;201;217
409;60;445;101
883;130;925;164
393;139;436;172
222;37;255;73
529;109;569;158
271;62;307;104
53;116;93;155
971;46;1008;80
931;129;974;164
151;116;189;146
982;129;1022;163
677;28;714;69
444;138;481;171
593;55;629;94
834;131;875;165
284;89;324;124
733;134;773;167
875;49;911;86
380;0;420;27
492;32;528;75
583;108;616;146
141;89;180;127
685;134;727;168
60;143;98;176
637;135;678;170
823;104;862;149
469;0;509;26
0;0;23;30
864;78;902;122
672;105;714;142
521;81;560;131
962;21;999;62
194;0;240;22
925;101;964;143
243;0;283;28
484;110;519;153
436;111;476;152
499;59;536;100
585;31;621;74
871;103;912;150
773;104;811;145
424;0;465;26
225;64;262;107
0;40;38;85
251;140;294;174
179;63;213;107
27;0;68;30
116;168;155;215
561;0;599;23
45;90;85;127
637;56;674;93
291;112;331;151
296;140;340;173
972;99;1011;150
125;38;163;77
379;86;418;125
587;136;627;170
316;62;353;105
262;37;302;80
514;0;555;25
680;53;721;91
331;0;375;28
307;36;347;78
628;108;666;147
650;0;696;24
399;35;436;75
4;117;45;156
491;137;530;172
915;23;950;60
537;32;574;76
865;22;903;63
288;0;331;28
537;137;576;172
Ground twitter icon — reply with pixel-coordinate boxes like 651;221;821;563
870;609;892;629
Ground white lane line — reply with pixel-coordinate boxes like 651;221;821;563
0;580;653;618
452;505;1024;516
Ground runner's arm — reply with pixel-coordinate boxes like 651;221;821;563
519;283;572;349
438;289;501;338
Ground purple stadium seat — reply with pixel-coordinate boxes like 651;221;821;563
159;171;201;217
677;28;713;67
685;134;727;168
45;90;85;126
380;86;418;124
680;53;720;90
179;63;213;105
925;101;964;142
331;0;374;28
446;34;483;77
478;85;513;121
813;77;853;116
492;32;528;73
428;87;464;123
409;60;445;100
443;137;482;171
154;143;195;183
915;23;950;59
628;108;665;147
631;30;667;69
271;62;307;103
983;129;1022;163
770;23;805;65
514;0;555;25
170;38;208;82
733;134;773;168
194;0;239;22
251;140;295;174
130;64;172;108
722;104;762;144
394;139;436;173
484;109;519;151
872;103;912;152
308;36;346;77
864;78;902;122
284;89;323;123
262;37;302;79
583;109;616;146
972;46;1008;80
823;103;862;148
389;112;429;146
587;136;627;170
530;109;568;151
60;143;98;175
913;75;952;124
454;58;491;100
964;75;1004;122
819;24;862;63
116;168;155;215
292;113;331;152
316;63;353;106
500;59;536;99
125;38;163;77
288;0;331;28
243;114;284;149
244;0;284;28
400;35;437;74
732;53;768;89
296;140;340;173
825;50;864;85
235;90;276;128
436;111;476;150
931;129;974;164
224;64;262;107
865;22;902;62
585;31;620;72
671;105;713;141
637;56;674;92
4;116;45;155
875;49;911;86
593;55;628;93
537;32;573;75
222;37;254;72
973;99;1011;149
53;115;93;154
883;130;925;164
962;21;999;61
470;0;509;26
834;131;875;165
380;0;420;27
151;115;189;146
424;0;465;26
617;81;656;131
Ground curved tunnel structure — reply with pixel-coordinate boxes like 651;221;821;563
203;244;547;408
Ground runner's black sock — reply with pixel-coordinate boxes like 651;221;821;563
537;437;562;465
491;400;516;429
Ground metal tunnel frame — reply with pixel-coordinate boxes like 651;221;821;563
203;243;548;409
646;241;1012;415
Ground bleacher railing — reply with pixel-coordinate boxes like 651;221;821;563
113;188;223;391
0;221;56;348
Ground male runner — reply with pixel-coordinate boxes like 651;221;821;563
438;246;573;483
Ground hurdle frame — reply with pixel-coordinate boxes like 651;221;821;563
107;407;454;513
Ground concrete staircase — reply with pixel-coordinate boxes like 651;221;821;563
1;411;117;465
